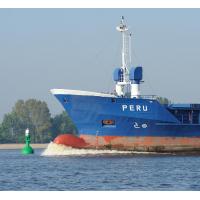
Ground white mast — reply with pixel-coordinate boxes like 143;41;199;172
114;17;143;98
115;16;131;96
129;32;132;66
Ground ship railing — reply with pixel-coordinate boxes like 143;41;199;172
105;92;158;100
139;95;158;100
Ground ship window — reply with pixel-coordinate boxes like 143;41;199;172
63;97;68;103
102;120;115;126
111;98;116;103
193;111;199;124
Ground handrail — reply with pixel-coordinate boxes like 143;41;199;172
139;95;158;100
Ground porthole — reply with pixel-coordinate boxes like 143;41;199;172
63;97;68;103
102;119;115;126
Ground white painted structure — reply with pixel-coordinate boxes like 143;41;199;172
25;128;29;136
130;83;140;98
50;89;115;98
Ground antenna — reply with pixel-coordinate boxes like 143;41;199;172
116;16;128;70
129;32;132;66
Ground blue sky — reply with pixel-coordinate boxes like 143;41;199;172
1;9;200;121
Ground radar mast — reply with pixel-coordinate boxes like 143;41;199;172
114;17;143;98
115;16;131;96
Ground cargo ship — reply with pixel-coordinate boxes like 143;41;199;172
51;17;200;152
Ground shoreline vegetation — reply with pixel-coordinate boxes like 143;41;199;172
0;143;48;149
0;99;77;144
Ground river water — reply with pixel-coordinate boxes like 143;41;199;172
0;143;200;191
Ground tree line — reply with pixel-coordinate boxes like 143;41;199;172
0;99;77;143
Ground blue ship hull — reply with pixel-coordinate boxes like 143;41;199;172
51;90;200;152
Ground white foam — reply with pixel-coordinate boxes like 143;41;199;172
41;142;135;156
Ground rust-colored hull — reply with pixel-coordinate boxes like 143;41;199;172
80;134;200;152
54;134;87;148
53;134;200;152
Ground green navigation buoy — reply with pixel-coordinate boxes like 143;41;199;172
22;128;34;155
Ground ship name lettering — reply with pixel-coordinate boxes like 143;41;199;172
122;105;128;111
122;104;148;112
143;105;148;111
136;105;141;111
129;105;134;111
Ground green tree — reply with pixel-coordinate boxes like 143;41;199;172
23;99;52;143
0;125;5;142
0;99;52;143
1;112;26;143
156;96;171;105
51;111;77;139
